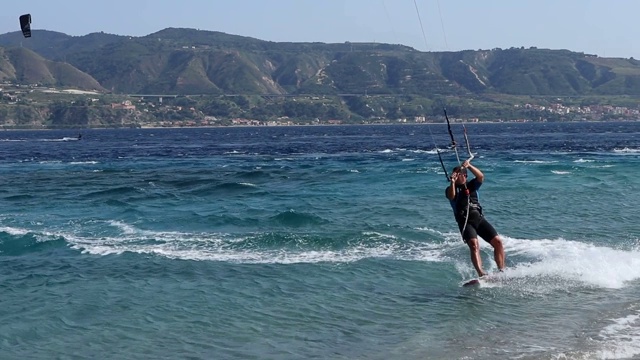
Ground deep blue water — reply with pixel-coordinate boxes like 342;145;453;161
0;122;639;359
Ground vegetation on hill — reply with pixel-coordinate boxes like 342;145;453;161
0;28;639;128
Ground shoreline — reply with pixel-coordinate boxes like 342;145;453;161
1;119;639;131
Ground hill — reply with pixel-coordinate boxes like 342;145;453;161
0;46;105;91
1;28;639;97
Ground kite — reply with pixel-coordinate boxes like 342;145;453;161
20;14;31;38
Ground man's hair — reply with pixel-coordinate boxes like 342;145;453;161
452;166;467;175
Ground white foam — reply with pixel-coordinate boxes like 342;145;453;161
408;149;437;154
38;160;63;164
362;231;398;240
501;237;640;289
0;226;73;245
65;223;448;264
72;236;445;264
107;220;141;235
0;226;31;236
514;160;558;164
613;147;640;154
16;221;639;285
238;182;257;187
593;309;640;360
69;161;99;165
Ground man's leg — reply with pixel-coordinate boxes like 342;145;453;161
489;236;505;270
467;238;486;277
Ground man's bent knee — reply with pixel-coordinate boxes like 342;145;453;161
489;236;503;249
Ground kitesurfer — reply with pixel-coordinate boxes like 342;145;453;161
446;159;505;277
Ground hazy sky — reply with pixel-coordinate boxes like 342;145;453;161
2;0;637;59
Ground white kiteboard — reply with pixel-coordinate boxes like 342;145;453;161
462;272;504;287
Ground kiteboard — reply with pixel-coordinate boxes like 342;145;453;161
462;278;481;287
462;272;504;287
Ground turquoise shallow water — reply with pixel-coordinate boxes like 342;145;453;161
0;122;639;359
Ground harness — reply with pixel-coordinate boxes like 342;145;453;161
453;182;483;236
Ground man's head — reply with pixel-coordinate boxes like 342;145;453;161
451;166;467;184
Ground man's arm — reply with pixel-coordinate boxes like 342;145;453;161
446;174;457;200
463;160;484;183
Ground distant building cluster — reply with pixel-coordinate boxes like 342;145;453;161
1;80;640;128
516;103;640;120
111;100;136;110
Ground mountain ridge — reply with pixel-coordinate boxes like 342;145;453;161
0;28;638;97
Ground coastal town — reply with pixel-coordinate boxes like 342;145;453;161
1;82;639;129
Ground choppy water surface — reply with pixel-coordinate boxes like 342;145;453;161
0;122;639;359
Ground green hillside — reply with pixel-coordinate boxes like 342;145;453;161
0;28;639;128
2;28;640;97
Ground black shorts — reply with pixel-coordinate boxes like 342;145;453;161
458;214;498;244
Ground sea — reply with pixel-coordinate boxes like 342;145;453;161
0;121;638;360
